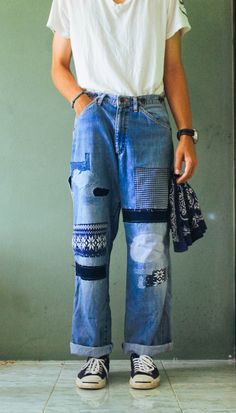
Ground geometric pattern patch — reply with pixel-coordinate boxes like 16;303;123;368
134;167;169;210
72;222;108;257
138;267;168;288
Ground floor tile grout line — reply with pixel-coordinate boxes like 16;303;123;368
42;361;65;413
161;360;184;413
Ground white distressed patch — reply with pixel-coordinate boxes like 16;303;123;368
72;170;94;189
130;232;165;263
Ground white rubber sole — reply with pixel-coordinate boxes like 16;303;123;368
76;375;107;389
129;374;161;389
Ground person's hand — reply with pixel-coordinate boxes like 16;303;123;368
174;135;198;184
73;94;95;118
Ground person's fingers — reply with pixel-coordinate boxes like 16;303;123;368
174;152;183;176
175;151;183;175
176;161;195;184
174;144;198;184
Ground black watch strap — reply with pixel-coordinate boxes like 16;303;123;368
177;128;195;140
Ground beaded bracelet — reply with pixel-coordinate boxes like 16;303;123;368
71;90;87;109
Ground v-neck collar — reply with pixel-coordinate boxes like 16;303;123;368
111;0;133;7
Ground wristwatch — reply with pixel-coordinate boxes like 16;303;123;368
177;128;199;144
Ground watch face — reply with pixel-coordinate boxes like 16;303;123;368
193;129;198;142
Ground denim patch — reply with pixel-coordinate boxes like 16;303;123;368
70;153;90;175
93;187;110;196
138;267;168;288
72;222;108;257
134;167;169;209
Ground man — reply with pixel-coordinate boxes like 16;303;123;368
46;0;198;390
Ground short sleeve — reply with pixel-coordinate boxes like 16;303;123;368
166;0;191;39
46;0;70;39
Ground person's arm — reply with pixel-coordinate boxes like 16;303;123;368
50;32;92;116
163;30;198;184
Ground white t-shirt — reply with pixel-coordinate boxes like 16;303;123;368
46;0;191;96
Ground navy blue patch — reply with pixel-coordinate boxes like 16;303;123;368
145;267;168;287
93;187;110;196
75;262;106;280
122;208;168;223
72;222;108;257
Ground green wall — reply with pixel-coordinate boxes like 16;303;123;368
0;0;234;360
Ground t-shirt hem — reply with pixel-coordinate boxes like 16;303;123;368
81;87;165;97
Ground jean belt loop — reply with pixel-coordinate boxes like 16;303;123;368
133;96;138;112
159;92;165;102
97;93;107;106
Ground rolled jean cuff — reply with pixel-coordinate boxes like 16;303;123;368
122;341;173;356
70;341;113;357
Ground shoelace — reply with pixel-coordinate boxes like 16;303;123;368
132;355;156;373
81;357;109;377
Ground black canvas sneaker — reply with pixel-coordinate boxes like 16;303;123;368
76;354;110;389
129;352;160;389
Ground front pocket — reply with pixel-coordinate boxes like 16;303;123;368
75;97;97;121
139;103;171;129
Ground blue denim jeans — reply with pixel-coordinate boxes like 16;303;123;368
68;90;174;358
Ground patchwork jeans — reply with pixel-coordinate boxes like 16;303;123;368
68;90;175;358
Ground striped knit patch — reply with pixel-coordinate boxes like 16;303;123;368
72;222;108;257
134;167;169;209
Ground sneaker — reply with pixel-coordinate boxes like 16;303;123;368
76;354;110;389
129;352;160;389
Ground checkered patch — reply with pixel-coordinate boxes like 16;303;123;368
134;167;169;209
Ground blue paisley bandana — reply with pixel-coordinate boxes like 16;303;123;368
168;173;207;252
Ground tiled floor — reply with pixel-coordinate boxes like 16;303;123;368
0;359;235;413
